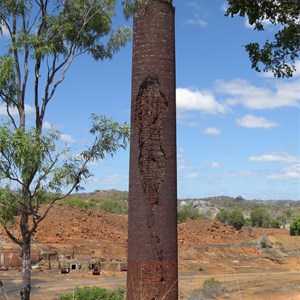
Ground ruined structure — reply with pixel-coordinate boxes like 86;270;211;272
127;0;178;299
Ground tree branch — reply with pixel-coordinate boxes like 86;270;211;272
3;226;22;247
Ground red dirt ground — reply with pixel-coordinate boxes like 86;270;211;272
1;204;300;299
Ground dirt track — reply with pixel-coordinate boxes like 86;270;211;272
1;267;300;300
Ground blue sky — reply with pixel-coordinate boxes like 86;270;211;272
1;0;299;200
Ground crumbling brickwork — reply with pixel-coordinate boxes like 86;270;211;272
127;0;178;299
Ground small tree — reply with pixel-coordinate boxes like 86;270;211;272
276;215;287;228
0;116;129;299
226;0;300;78
228;210;245;230
250;208;269;227
216;208;245;230
177;205;202;223
215;208;231;224
290;215;300;236
0;1;131;299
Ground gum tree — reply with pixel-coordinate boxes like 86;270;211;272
0;1;131;299
226;0;300;78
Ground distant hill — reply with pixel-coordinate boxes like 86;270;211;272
66;190;300;221
178;195;300;221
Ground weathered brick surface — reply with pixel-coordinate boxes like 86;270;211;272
127;0;178;299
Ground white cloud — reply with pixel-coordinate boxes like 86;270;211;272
101;174;126;185
186;16;208;27
44;121;53;129
220;2;228;12
176;88;227;114
177;119;199;127
215;78;300;109
244;16;273;30
236;114;280;129
249;152;299;164
268;164;300;180
294;60;300;77
60;133;75;143
0;104;8;116
185;172;199;178
203;127;221;135
178;164;193;171
260;60;300;78
186;2;208;28
229;170;258;177
0;24;10;37
208;162;222;169
0;103;35;116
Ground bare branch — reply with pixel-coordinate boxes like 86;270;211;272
3;226;22;246
31;157;91;233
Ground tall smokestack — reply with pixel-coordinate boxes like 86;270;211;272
127;0;178;299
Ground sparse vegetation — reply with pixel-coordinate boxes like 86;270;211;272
96;199;128;215
215;208;231;224
247;225;253;236
229;210;245;230
59;194;128;214
177;205;202;223
61;196;92;209
179;196;300;227
215;208;245;230
260;234;271;249
250;208;270;227
60;286;125;300
290;215;300;236
188;277;223;300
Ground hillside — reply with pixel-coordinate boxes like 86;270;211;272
1;191;300;299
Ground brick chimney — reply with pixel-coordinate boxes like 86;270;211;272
127;0;178;299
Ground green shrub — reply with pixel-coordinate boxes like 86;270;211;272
60;286;125;300
244;218;252;226
262;218;271;228
271;219;281;228
216;208;245;229
177;205;202;223
290;215;300;236
202;277;222;299
215;208;231;224
250;208;270;227
260;234;271;248
97;199;128;215
61;196;91;209
188;277;223;300
228;210;245;230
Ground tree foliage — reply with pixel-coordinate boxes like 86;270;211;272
60;286;126;300
0;116;129;236
215;208;231;224
177;205;202;223
226;0;300;77
250;207;270;227
0;0;131;130
228;210;245;230
0;1;131;299
216;208;245;230
290;215;300;236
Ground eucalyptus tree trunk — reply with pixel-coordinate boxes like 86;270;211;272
20;194;31;300
127;1;178;299
20;229;31;300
